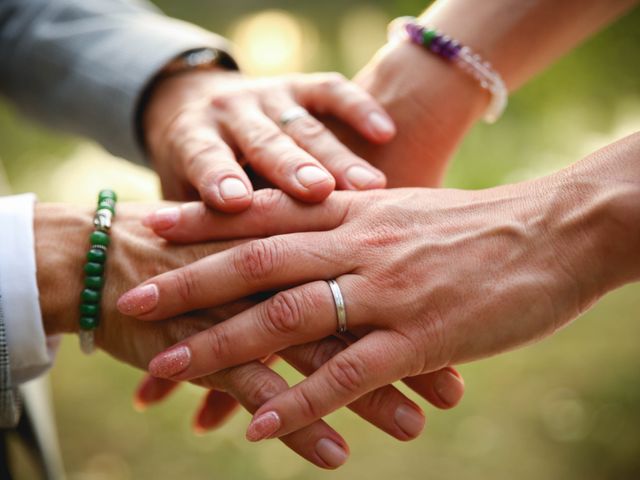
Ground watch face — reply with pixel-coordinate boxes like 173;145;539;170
186;49;218;67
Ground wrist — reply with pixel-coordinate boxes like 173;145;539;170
360;40;486;131
35;203;93;336
351;41;485;186
539;135;640;306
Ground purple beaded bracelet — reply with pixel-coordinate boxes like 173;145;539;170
388;16;507;123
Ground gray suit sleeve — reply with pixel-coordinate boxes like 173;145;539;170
0;0;235;164
0;285;21;429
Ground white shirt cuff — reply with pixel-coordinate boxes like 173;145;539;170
0;194;55;384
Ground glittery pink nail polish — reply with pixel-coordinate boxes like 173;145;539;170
148;345;191;379
117;284;159;316
246;411;281;442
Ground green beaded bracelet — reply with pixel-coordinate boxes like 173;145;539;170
79;189;117;354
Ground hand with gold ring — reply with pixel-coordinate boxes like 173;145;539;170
144;69;395;213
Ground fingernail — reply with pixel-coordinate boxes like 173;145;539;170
133;385;153;412
296;165;331;188
133;398;147;413
193;427;206;436
145;207;179;231
346;165;380;189
194;411;212;434
394;404;425;438
148;345;191;379
434;370;465;407
246;411;281;442
368;111;395;137
193;418;208;436
220;177;249;200
194;403;217;432
117;284;159;316
315;438;349;468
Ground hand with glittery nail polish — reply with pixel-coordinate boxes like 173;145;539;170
35;201;465;470
121;133;640;444
144;69;394;214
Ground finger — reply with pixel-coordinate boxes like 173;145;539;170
146;277;362;380
281;337;425;441
403;367;465;410
335;331;465;408
133;375;180;410
221;98;336;202
263;96;385;191
142;189;350;243
292;72;396;143
245;330;422;441
117;233;351;320
319;331;465;409
193;354;279;433
193;390;240;433
195;361;350;469
173;124;253;212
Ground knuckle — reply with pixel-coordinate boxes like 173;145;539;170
292;387;322;420
358;214;406;249
326;353;366;395
359;386;394;413
181;137;228;172
317;72;347;91
401;313;449;376
170;268;200;305
308;339;344;371
251;189;287;217
233;238;283;283
210;91;243;110
244;128;283;161
287;116;326;142
218;365;286;408
261;291;304;336
166;111;193;142
205;327;231;360
247;375;284;406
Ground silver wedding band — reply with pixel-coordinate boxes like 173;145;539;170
279;106;309;127
327;279;347;334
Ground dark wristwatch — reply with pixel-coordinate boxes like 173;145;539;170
135;48;238;156
158;47;239;78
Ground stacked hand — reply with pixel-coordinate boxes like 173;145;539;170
109;4;640;466
144;69;395;211
37;202;465;469
128;40;480;460
119;132;640;444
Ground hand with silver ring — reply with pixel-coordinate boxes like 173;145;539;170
119;133;640;446
327;279;348;333
144;69;395;214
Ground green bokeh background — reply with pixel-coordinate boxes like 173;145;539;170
1;1;639;479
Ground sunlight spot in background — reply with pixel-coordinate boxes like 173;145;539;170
75;452;132;480
540;388;590;442
454;415;500;457
339;5;390;75
230;10;319;75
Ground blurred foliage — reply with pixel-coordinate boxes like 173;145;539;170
0;1;639;479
